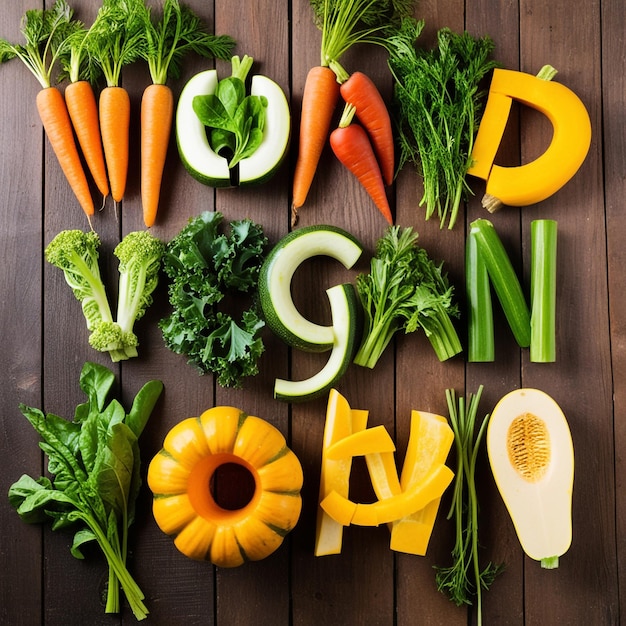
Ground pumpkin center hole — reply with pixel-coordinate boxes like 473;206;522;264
211;462;256;511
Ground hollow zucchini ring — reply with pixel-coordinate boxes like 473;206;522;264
148;406;303;567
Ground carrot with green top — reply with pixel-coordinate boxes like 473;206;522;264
291;0;411;225
59;24;109;200
0;1;95;225
330;104;393;224
138;0;234;227
88;0;145;206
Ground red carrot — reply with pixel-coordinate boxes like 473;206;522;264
330;104;393;225
291;66;340;225
340;71;395;187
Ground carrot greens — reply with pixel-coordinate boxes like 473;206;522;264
386;19;498;229
310;0;412;82
137;0;234;86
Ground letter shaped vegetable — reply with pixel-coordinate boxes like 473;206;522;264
468;67;591;209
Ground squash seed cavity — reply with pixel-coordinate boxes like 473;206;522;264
507;412;551;481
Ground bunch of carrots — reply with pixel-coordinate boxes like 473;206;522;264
291;0;413;226
0;0;234;229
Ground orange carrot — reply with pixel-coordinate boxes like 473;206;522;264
141;83;174;228
291;66;340;224
99;86;130;204
36;87;95;222
65;80;110;199
340;72;395;187
330;105;393;225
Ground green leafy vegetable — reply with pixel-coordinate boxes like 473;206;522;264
0;0;75;87
435;386;502;626
309;0;412;81
386;19;498;229
8;362;163;620
87;0;146;88
159;211;268;388
193;55;267;167
353;225;462;369
138;0;235;86
45;229;164;362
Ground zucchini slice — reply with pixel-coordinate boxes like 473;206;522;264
259;225;363;352
176;70;290;187
274;283;361;402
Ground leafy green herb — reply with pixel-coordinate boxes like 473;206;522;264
87;0;146;88
435;386;502;626
8;362;163;620
159;211;268;388
353;225;462;369
309;0;412;81
137;0;235;86
193;55;267;168
0;0;75;88
386;19;498;229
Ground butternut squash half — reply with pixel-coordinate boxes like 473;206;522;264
487;388;574;568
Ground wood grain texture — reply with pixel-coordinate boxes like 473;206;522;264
0;0;621;624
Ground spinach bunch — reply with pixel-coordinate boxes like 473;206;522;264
159;211;268;388
8;362;163;621
193;54;267;169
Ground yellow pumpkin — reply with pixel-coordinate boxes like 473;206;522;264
148;406;303;568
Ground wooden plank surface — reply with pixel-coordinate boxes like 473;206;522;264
0;0;621;624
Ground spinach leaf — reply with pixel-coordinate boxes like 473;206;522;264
8;361;163;619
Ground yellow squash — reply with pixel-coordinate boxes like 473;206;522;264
468;67;591;210
148;406;303;568
487;388;574;568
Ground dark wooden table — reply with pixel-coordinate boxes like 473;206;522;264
1;0;623;624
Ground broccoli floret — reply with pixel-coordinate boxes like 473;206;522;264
45;230;115;333
113;230;165;359
89;320;125;353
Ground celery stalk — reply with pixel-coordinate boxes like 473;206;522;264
530;219;558;362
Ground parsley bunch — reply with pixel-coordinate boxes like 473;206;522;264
159;211;268;388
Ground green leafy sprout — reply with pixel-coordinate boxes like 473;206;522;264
193;55;267;168
353;225;462;369
138;0;235;86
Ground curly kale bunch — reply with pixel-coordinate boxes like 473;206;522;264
160;211;268;387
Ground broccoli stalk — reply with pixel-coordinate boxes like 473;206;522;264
45;229;164;363
45;230;118;349
111;231;165;362
353;226;462;368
